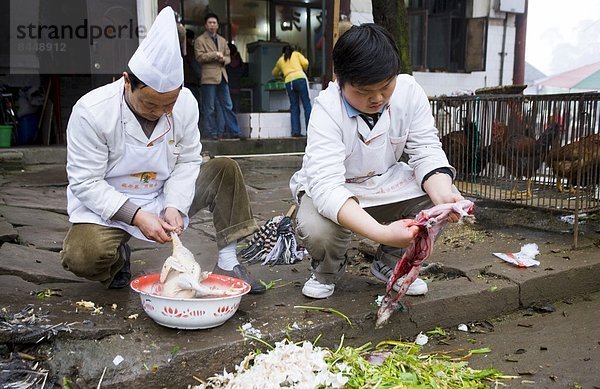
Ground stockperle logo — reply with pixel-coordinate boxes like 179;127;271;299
9;0;147;75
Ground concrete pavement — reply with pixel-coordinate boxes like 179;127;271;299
0;147;599;388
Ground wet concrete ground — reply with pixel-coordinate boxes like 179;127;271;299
420;291;600;388
0;152;599;387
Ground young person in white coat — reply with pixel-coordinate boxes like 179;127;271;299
290;24;464;299
60;7;265;293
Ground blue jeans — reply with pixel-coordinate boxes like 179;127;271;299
202;80;241;138
286;78;312;136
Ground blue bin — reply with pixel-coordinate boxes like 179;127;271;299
16;113;38;145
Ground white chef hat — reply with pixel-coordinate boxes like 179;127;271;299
127;6;184;93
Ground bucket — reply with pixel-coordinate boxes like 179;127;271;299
16;113;37;145
0;125;12;148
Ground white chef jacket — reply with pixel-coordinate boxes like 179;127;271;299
66;77;202;229
290;74;454;224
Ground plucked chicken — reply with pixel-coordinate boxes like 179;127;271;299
159;233;243;298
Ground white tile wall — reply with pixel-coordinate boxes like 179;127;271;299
238;83;322;138
238;112;306;139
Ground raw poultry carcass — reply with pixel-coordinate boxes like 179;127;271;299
548;134;600;193
487;115;563;198
440;121;487;180
159;233;243;298
376;200;475;328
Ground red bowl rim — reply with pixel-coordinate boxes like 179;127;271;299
130;273;251;301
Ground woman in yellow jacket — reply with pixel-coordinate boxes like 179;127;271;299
272;45;312;137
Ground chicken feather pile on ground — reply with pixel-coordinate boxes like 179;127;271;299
376;200;475;327
196;340;347;389
158;233;243;298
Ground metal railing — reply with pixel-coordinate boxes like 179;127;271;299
430;93;600;247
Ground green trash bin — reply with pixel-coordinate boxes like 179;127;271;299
0;125;12;148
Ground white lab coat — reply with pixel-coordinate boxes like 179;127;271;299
290;74;454;224
66;77;202;238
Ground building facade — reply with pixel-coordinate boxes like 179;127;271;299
1;0;527;142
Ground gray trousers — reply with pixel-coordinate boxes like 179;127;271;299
296;193;434;284
61;157;258;286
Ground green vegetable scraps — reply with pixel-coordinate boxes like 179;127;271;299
237;325;274;350
62;376;72;389
259;278;294;290
35;288;62;300
259;279;280;290
328;340;510;388
199;336;513;388
426;327;447;337
294;305;353;327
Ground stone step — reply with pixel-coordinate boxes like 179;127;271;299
0;138;307;168
0;150;25;171
201;137;306;157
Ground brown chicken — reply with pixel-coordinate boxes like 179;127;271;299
548;134;600;192
487;109;563;198
440;121;486;180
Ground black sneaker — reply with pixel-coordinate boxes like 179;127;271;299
212;264;266;294
109;243;131;289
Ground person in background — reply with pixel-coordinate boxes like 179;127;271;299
194;12;243;140
60;6;265;294
183;28;224;139
272;45;312;137
226;43;246;114
183;29;202;123
289;24;463;299
213;95;226;139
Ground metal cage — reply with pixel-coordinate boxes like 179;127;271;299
430;93;600;247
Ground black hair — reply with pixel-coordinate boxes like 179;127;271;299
125;67;146;91
228;43;238;55
205;12;219;24
186;28;195;40
282;45;294;61
332;23;401;88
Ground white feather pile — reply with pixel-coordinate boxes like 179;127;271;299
196;340;348;388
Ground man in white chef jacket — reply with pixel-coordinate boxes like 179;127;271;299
290;24;464;299
61;7;265;294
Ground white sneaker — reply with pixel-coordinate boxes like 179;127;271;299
302;274;335;298
370;260;428;296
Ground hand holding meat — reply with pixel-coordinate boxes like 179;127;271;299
422;173;465;223
376;200;475;327
381;219;421;248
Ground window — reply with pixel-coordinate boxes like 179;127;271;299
407;0;486;72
